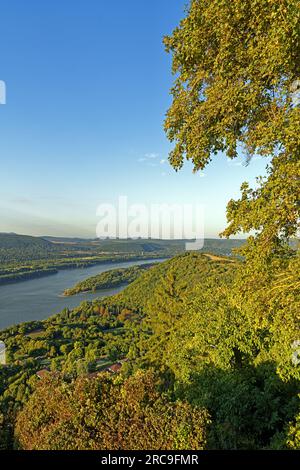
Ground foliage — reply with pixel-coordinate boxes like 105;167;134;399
163;0;300;448
15;370;210;450
0;251;299;450
164;0;299;324
1;0;300;451
286;407;300;449
63;263;155;296
165;0;299;173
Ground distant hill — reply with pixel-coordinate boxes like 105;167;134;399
95;238;245;256
0;233;54;250
43;236;245;255
43;236;92;243
95;239;184;254
0;233;246;265
0;233;59;264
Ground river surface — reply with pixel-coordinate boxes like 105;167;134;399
0;258;165;330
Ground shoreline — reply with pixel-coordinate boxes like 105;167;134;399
0;255;169;287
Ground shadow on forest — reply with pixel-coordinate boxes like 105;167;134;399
175;361;299;450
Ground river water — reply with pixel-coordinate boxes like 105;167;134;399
0;258;165;330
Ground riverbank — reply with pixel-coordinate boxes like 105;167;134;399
0;258;166;330
0;254;168;286
63;263;155;296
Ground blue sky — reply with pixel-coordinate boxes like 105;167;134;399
0;0;269;238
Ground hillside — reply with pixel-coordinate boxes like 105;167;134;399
107;252;235;311
0;251;299;450
0;233;60;263
0;233;245;286
44;236;245;256
0;233;245;262
0;233;55;251
0;234;175;285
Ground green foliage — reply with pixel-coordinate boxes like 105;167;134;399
164;0;299;273
0;297;134;448
286;407;300;449
165;0;300;169
133;253;235;370
161;0;300;449
0;251;299;450
120;253;300;449
15;370;210;450
64;263;155;296
0;233;60;263
1;0;299;450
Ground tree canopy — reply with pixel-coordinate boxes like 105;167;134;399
15;370;209;450
1;0;300;452
164;0;299;257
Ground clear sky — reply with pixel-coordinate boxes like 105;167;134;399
0;0;269;239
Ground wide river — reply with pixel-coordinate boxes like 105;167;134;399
0;258;165;330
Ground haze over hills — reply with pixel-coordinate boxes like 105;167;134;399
0;233;61;261
0;233;246;256
0;233;55;250
0;232;246;286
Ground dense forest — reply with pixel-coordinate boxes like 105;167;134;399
0;254;235;449
0;0;299;451
0;251;299;449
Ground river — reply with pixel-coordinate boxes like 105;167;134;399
0;258;165;330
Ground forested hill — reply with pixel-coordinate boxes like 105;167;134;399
0;233;60;262
110;252;236;311
44;236;245;256
0;233;245;269
0;232;246;262
0;251;299;450
0;233;54;250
